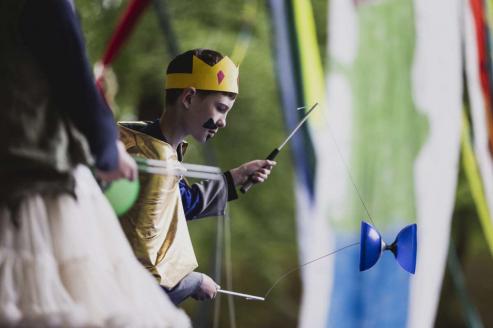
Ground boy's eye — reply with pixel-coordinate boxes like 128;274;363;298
216;105;228;113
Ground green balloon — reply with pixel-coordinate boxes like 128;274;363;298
104;178;140;216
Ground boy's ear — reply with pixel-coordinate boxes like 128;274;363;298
181;87;197;110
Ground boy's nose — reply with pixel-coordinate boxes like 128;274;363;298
216;118;226;128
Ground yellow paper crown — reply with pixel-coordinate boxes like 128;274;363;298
165;55;239;94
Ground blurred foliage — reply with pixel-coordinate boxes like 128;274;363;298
75;0;330;327
435;149;493;327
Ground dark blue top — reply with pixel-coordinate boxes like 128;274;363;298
139;119;238;219
19;0;118;171
139;119;210;219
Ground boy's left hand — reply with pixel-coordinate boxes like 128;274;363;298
230;160;276;186
192;274;220;301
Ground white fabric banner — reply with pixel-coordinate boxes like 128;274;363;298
409;0;463;327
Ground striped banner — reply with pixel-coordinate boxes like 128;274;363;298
268;0;330;326
464;0;493;255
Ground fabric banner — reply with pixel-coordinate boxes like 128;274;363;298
325;0;462;326
268;0;330;326
464;0;493;254
408;0;462;326
269;0;462;326
325;1;462;327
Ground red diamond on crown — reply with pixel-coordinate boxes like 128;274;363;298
217;70;225;84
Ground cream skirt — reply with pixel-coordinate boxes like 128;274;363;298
0;166;190;327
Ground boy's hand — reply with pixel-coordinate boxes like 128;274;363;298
230;160;276;186
96;140;137;182
192;274;220;301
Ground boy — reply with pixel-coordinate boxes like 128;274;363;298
119;49;275;304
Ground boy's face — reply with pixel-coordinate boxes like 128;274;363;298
186;91;236;143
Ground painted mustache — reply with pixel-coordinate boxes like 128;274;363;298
202;118;218;130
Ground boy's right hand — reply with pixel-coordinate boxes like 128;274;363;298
230;159;276;186
96;140;137;182
192;274;220;301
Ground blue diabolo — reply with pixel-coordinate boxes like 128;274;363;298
359;221;417;274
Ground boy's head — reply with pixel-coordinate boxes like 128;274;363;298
165;49;238;104
165;49;239;143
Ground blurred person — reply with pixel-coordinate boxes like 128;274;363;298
0;0;189;326
119;49;275;304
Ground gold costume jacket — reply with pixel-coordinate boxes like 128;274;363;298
118;124;198;288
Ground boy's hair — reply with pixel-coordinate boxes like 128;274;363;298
165;49;237;106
